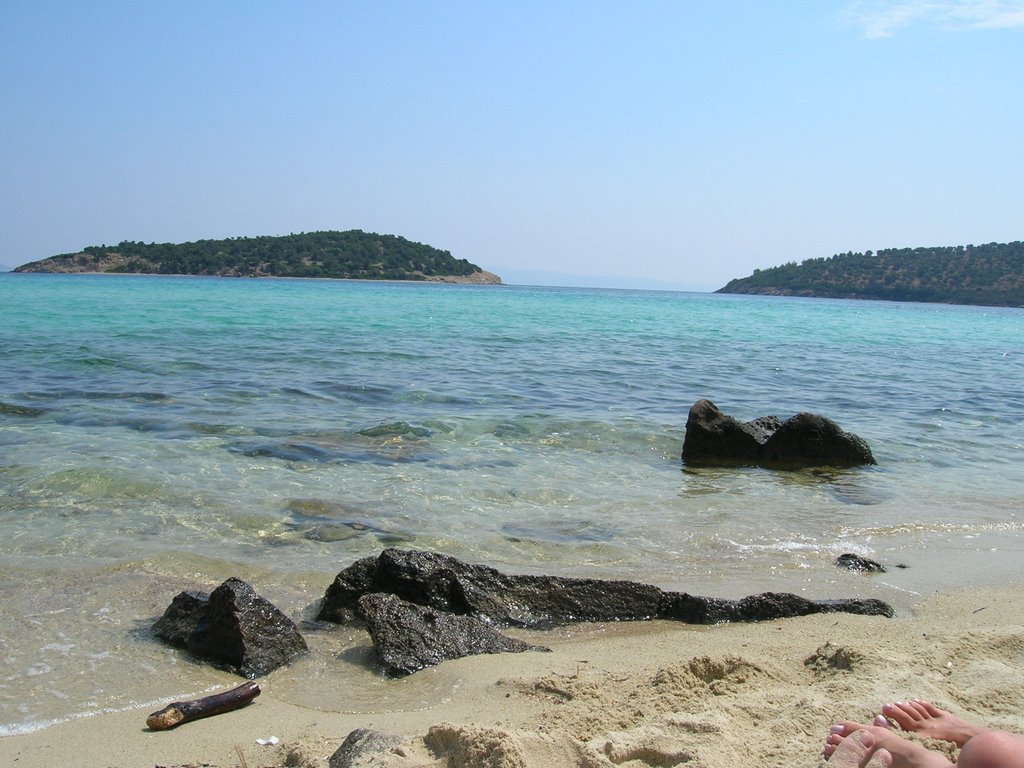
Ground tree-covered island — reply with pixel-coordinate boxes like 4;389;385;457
13;230;502;284
718;241;1024;307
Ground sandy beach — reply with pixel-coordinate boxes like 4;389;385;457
2;582;1022;768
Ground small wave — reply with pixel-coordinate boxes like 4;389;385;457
729;539;822;554
28;388;170;402
319;381;397;404
848;519;1024;537
0;690;209;736
229;439;434;465
53;413;187;437
279;386;336;402
74;354;161;375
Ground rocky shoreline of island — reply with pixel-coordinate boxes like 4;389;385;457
13;229;503;284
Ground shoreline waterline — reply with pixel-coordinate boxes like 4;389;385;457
2;527;1021;739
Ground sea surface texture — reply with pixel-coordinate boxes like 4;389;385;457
1;274;1022;732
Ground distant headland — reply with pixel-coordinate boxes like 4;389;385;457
13;230;502;284
718;240;1023;308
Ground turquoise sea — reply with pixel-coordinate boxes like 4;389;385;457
1;273;1023;734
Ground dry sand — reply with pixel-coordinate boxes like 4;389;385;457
3;584;1023;768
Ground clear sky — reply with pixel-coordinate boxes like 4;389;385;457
2;1;1022;290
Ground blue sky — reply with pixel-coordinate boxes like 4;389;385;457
2;1;1022;289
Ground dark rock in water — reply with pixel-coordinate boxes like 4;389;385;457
329;728;404;768
681;399;876;469
836;553;887;573
358;592;549;677
679;399;774;464
761;412;876;467
318;555;380;624
153;590;209;646
154;578;308;677
317;547;664;627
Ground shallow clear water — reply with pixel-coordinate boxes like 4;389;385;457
1;273;1023;733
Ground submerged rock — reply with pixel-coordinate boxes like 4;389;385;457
835;553;887;573
154;577;308;677
359;592;549;677
681;399;876;469
359;421;433;438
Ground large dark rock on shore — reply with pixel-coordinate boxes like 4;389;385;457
681;399;876;469
317;547;665;627
153;589;209;646
359;592;549;676
154;577;308;677
318;548;894;633
659;591;893;623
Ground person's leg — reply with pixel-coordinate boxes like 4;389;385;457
957;730;1024;768
828;728;893;768
878;700;983;747
825;723;952;768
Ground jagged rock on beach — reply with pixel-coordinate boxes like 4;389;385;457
358;592;550;677
319;548;894;633
315;549;893;674
317;547;665;628
153;589;209;647
681;399;876;469
835;553;887;572
658;591;892;623
153;577;308;677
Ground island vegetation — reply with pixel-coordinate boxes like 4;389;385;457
13;230;501;283
718;241;1024;307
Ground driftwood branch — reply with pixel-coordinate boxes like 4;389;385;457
146;681;261;730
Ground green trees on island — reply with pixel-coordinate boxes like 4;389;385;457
14;230;490;281
718;241;1024;307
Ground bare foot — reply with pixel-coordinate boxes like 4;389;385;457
878;700;983;747
826;729;893;768
825;723;952;768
